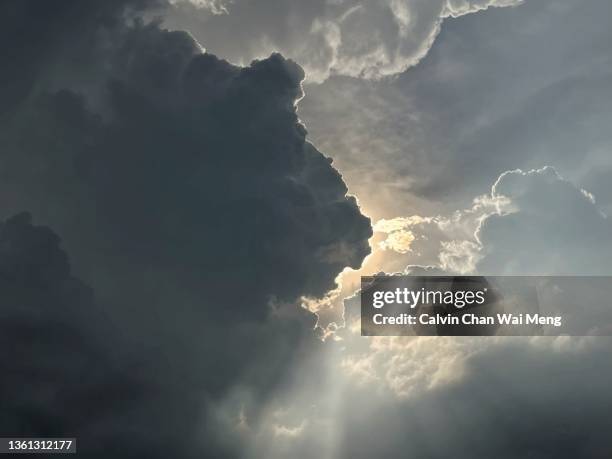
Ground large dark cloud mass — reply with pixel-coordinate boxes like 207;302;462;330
0;0;371;456
0;213;208;458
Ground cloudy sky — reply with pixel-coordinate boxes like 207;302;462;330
1;0;611;457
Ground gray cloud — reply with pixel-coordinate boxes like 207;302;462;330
332;335;612;459
0;213;212;458
373;167;612;275
0;0;371;316
299;167;612;457
298;0;612;219
0;0;371;456
162;0;521;82
476;167;612;274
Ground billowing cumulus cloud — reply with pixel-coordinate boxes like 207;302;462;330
162;0;522;82
254;283;612;458
291;168;612;458
0;0;371;456
476;167;612;274
269;167;612;458
0;213;216;457
369;167;612;276
389;167;612;275
0;0;372;311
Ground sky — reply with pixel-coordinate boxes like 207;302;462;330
1;0;612;458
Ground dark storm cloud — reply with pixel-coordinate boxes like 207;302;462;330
0;0;159;116
0;213;213;458
0;0;371;456
0;5;370;305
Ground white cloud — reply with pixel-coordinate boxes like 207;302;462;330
388;166;612;276
164;0;523;81
476;166;612;274
169;0;230;15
